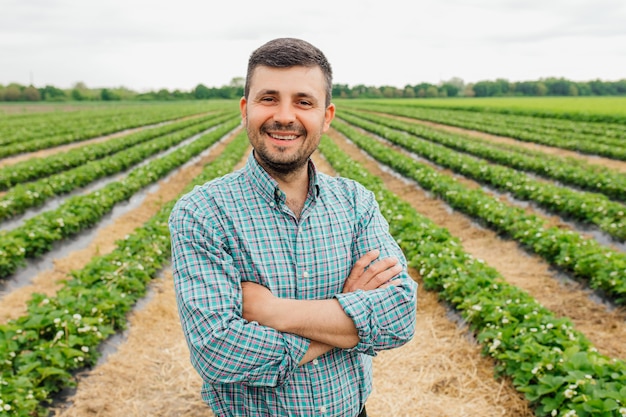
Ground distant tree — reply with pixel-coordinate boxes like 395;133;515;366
381;86;399;98
71;88;86;101
402;86;415;98
4;84;22;101
332;83;351;98
23;85;41;101
615;80;626;94
535;82;548;96
576;82;592;96
463;84;475;97
100;88;121;101
444;77;465;91
172;89;191;99
194;84;211;99
425;85;438;98
155;89;172;100
439;82;459;97
39;85;67;101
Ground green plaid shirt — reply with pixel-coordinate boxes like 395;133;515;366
169;152;417;417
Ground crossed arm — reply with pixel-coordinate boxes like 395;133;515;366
241;249;404;365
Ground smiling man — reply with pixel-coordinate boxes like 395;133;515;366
168;38;418;417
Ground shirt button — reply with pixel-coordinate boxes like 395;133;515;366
269;201;275;207
303;271;310;278
319;406;327;413
312;359;319;365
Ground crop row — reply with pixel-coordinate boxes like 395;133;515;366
376;99;626;125
0;112;232;190
341;108;626;204
341;102;626;161
0;102;219;158
357;100;626;141
331;118;626;305
0;117;241;279
318;135;626;417
0;112;238;221
337;113;626;242
0;131;249;417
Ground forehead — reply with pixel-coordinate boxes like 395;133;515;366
248;65;326;97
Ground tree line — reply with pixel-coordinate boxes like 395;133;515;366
1;77;625;102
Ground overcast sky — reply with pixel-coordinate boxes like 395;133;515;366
1;0;625;92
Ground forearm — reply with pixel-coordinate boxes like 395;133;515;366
253;296;360;349
278;298;359;348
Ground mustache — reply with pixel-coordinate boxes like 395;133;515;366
261;122;306;135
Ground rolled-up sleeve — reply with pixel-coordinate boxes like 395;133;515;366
169;198;309;387
334;186;418;355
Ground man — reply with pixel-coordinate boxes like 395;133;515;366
169;37;418;417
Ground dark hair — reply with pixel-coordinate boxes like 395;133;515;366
244;38;333;107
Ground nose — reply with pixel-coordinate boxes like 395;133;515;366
273;101;296;125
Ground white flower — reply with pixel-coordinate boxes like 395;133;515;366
81;346;89;353
564;388;576;399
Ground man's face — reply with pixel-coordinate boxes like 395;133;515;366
240;65;335;175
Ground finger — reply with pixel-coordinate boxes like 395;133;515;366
360;257;399;287
363;263;403;290
380;279;403;289
345;249;380;283
365;256;399;276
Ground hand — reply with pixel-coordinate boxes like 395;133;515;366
241;281;275;325
342;250;403;293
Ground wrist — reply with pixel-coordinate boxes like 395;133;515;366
268;298;298;333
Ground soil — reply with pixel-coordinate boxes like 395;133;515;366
2;115;624;416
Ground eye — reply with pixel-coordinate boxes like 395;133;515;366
297;99;313;107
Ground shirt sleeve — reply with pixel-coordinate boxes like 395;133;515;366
169;196;309;388
334;184;418;356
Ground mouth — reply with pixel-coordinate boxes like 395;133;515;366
267;132;300;141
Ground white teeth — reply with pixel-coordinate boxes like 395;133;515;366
270;133;298;140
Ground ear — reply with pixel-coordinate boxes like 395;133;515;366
322;103;336;132
239;96;247;123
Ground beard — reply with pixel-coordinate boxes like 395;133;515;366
248;120;317;175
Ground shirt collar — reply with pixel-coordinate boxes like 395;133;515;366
244;151;320;205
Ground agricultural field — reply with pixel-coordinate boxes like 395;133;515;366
0;97;625;417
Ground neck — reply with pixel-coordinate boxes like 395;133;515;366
259;159;311;219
